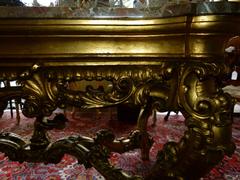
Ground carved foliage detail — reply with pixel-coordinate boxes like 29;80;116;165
46;63;176;110
18;64;59;117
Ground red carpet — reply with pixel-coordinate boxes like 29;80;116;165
0;109;239;179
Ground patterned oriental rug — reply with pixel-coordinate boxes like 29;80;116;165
0;108;239;180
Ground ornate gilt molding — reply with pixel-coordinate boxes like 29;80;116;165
15;63;176;117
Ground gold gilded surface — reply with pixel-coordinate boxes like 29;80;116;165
0;14;238;179
189;15;240;58
0;17;187;61
0;15;238;65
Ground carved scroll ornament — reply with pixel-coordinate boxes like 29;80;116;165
0;61;235;180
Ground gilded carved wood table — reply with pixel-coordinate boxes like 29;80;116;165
0;3;239;180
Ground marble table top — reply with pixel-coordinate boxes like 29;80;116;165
0;2;239;18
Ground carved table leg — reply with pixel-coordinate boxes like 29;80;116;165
146;63;236;179
137;104;153;161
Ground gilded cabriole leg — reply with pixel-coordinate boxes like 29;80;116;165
177;65;235;179
146;63;235;180
137;104;154;161
135;65;178;161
